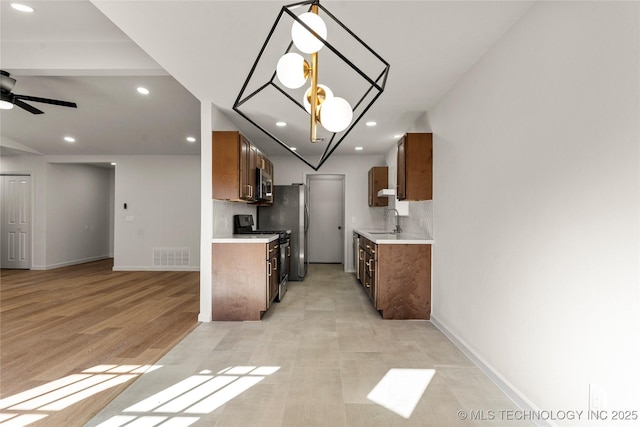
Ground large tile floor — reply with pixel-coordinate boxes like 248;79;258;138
87;264;531;427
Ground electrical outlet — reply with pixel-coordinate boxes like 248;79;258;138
589;384;607;411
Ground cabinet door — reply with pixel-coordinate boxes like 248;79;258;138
364;250;372;295
249;144;258;201
358;247;366;286
265;158;273;179
266;159;274;205
267;242;279;305
368;169;374;206
212;131;242;200
370;244;378;305
358;239;368;286
405;133;432;200
257;152;266;171
213;131;275;203
364;245;377;303
397;136;407;200
270;254;278;303
212;242;268;321
368;167;389;207
397;133;432;201
239;135;252;200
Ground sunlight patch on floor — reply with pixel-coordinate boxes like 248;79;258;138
367;368;436;419
95;366;281;426
0;365;161;427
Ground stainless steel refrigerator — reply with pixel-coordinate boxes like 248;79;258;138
258;184;308;281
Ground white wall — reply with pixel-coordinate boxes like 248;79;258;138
1;153;200;271
270;153;387;272
428;1;639;423
46;163;112;268
113;155;200;271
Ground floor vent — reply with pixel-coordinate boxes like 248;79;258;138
152;247;190;267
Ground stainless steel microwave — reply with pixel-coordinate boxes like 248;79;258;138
257;168;272;201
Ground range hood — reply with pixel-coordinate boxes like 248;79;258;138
377;188;396;197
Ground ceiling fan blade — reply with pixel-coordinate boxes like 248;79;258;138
14;94;77;108
14;99;44;114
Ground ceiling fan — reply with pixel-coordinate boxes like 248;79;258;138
0;70;77;114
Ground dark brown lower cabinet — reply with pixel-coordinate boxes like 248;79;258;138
212;242;277;321
376;244;431;319
356;234;431;320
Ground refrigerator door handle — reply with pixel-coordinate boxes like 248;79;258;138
304;204;309;233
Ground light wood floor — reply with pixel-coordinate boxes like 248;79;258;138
0;259;200;427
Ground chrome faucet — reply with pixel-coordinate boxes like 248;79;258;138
384;208;402;234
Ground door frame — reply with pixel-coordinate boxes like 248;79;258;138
1;173;33;269
304;173;345;266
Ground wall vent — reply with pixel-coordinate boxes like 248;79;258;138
152;247;190;267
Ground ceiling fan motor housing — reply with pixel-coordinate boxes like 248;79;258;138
1;70;17;93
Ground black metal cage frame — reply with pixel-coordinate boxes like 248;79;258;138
233;0;390;171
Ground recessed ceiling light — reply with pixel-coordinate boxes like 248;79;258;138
393;134;403;138
355;146;363;151
110;162;117;166
11;3;35;13
64;136;75;143
365;121;377;127
290;147;297;151
276;121;287;127
136;87;150;95
186;136;197;143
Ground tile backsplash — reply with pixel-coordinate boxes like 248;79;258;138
212;200;256;236
406;200;433;236
214;198;432;239
381;200;433;237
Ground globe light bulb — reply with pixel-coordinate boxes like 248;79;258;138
276;53;310;89
319;97;353;133
303;84;333;114
0;100;14;110
291;12;327;54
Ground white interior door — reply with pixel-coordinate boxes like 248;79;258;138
1;175;31;269
307;175;344;264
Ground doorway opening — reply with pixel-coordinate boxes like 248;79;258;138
306;174;345;265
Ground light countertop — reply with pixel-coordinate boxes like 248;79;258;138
354;228;433;245
212;234;279;244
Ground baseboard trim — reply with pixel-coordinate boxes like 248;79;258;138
33;255;111;270
198;313;212;322
430;315;554;427
112;265;200;272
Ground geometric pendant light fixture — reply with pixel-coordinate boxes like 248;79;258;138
233;0;390;171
